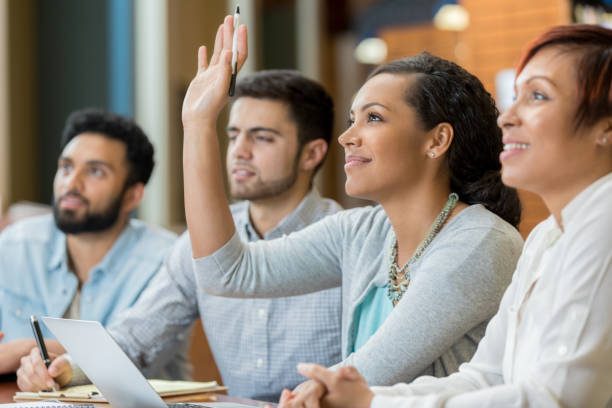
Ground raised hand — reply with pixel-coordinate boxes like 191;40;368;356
181;15;247;259
182;15;248;129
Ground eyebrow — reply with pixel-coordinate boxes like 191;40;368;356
521;75;558;88
58;156;115;172
87;160;115;171
226;126;283;136
350;102;392;115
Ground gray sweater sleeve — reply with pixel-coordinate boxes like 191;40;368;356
336;225;522;385
193;212;345;297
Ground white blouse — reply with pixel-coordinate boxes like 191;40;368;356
371;172;612;408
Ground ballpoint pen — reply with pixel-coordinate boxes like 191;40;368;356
30;315;57;392
228;5;240;96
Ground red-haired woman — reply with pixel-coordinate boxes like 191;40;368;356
281;24;612;408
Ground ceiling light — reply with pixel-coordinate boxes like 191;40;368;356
434;4;469;31
354;37;388;65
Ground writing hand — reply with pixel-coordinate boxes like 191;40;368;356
16;347;72;392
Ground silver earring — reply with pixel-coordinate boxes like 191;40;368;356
602;136;608;144
428;152;435;158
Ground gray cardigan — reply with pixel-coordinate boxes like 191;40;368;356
194;204;523;385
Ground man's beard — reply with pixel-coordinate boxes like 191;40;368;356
230;158;299;201
53;189;125;234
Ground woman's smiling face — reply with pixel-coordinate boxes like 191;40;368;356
498;46;606;198
338;73;434;202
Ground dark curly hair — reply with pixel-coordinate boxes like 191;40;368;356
235;70;334;174
60;109;155;186
370;52;522;227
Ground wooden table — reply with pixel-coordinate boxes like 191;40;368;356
0;381;16;404
0;381;273;406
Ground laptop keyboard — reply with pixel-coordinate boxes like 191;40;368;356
167;402;257;408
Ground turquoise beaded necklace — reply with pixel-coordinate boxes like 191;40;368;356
387;192;459;304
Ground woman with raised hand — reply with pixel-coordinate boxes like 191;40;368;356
279;24;612;408
182;15;523;402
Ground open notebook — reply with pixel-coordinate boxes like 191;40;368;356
14;379;225;403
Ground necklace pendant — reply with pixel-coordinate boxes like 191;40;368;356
386;192;459;304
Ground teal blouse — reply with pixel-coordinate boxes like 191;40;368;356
352;285;394;352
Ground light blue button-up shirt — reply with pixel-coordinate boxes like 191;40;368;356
0;214;176;342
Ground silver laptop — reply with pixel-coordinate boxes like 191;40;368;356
41;317;253;408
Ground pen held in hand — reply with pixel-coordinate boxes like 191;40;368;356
29;315;57;392
229;5;240;96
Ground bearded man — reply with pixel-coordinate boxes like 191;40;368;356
0;109;178;377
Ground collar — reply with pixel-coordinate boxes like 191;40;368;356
47;219;137;275
238;189;325;240
560;171;612;230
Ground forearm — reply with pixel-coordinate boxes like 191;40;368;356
183;123;235;259
181;17;247;259
371;381;561;408
370;369;485;400
0;339;66;374
0;339;36;373
194;222;343;297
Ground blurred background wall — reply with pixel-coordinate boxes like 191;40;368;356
3;0;612;233
1;0;611;382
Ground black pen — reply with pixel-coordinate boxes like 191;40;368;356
228;5;240;96
29;315;57;392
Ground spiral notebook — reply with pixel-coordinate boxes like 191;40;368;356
2;403;94;407
14;380;224;403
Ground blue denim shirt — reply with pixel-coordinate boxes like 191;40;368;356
0;214;176;341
